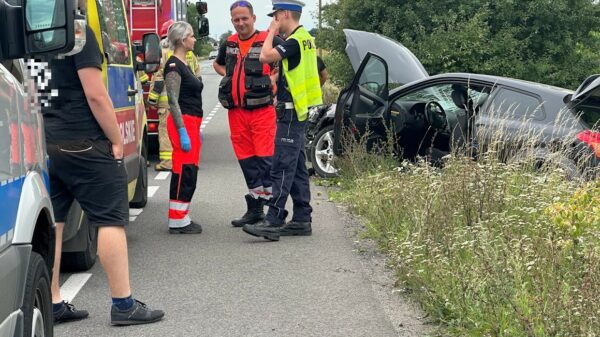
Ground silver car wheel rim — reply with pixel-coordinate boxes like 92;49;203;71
315;130;338;174
32;307;45;337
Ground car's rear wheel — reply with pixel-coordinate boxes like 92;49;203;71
310;125;339;178
130;131;148;208
23;252;53;337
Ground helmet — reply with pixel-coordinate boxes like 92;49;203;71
160;19;174;39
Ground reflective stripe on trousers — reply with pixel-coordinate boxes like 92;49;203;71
265;108;312;225
166;114;202;228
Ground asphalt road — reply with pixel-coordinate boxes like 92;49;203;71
55;60;423;337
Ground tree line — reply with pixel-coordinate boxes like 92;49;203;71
317;0;600;90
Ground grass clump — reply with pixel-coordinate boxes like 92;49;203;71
332;147;600;336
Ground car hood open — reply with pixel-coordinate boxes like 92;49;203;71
343;29;429;85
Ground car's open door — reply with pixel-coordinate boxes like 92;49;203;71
333;52;389;155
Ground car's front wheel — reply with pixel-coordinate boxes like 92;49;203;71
310;125;339;178
23;252;53;337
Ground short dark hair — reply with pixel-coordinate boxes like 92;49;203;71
230;0;254;15
291;10;301;21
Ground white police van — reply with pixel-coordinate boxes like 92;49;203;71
0;0;81;335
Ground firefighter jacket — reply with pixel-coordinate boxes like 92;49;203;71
218;31;274;110
148;45;201;108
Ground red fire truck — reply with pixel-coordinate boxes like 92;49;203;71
126;0;208;152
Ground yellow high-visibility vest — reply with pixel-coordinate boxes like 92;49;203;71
282;27;323;121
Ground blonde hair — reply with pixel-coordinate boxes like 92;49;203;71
167;21;193;49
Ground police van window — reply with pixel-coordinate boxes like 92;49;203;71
96;0;131;65
488;88;545;120
0;64;16;180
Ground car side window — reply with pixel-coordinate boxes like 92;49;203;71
358;57;386;97
487;88;545;120
96;0;131;65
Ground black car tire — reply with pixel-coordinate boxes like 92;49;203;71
310;125;339;178
130;132;148;208
61;214;97;271
23;251;54;337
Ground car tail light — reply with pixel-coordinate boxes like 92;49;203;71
148;122;159;133
577;130;600;158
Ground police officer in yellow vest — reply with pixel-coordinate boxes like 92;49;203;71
148;19;201;171
243;0;322;241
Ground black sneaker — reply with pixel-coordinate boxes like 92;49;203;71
242;220;281;241
280;221;312;236
169;221;203;234
111;299;164;326
53;301;89;323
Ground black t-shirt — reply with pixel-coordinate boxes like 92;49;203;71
43;26;106;141
317;56;326;73
164;56;203;117
275;27;304;103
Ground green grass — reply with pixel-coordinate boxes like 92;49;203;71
330;140;600;336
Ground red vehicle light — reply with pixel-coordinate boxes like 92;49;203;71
577;130;600;158
148;122;159;133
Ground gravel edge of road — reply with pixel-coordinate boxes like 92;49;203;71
314;184;437;337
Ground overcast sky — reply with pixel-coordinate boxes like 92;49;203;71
203;0;333;40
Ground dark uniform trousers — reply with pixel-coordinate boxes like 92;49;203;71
266;105;312;225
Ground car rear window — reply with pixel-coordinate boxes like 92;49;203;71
577;103;600;130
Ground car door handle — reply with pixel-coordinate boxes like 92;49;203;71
127;90;137;97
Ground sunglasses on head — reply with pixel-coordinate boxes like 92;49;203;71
230;0;253;11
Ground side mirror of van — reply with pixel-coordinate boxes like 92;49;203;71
0;0;76;59
195;1;207;15
197;16;209;38
142;33;160;73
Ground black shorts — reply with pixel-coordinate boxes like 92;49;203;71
47;139;129;227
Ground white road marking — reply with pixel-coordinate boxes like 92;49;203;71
205;116;212;121
129;216;137;222
154;172;170;180
148;186;159;198
129;208;143;216
60;273;92;302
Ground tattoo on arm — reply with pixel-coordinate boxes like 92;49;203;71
165;71;185;130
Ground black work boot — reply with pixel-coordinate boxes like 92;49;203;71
231;194;265;227
280;220;312;236
242;220;281;241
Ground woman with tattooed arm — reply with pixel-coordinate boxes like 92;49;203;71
164;21;205;234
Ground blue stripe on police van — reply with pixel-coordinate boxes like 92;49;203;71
0;176;25;236
107;66;135;109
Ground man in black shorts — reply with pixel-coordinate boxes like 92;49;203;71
42;25;164;325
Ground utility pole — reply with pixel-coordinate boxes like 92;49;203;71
318;0;322;57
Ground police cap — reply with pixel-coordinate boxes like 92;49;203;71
267;0;305;17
